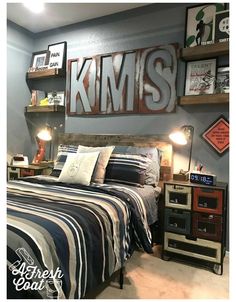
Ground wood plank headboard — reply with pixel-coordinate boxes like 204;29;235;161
57;133;173;181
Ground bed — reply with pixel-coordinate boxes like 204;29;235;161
7;134;172;299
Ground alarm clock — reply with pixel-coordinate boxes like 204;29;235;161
190;171;217;186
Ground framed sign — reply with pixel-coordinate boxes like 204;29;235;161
213;10;229;43
67;44;178;115
202;115;229;156
29;50;50;70
185;3;225;47
215;66;229;93
185;59;216;96
48;91;65;106
47;41;67;69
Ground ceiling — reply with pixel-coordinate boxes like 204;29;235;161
7;3;148;34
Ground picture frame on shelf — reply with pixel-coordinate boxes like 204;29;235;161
29;50;50;70
215;66;229;94
47;41;67;69
213;10;229;43
184;3;226;48
185;58;217;96
48;91;65;106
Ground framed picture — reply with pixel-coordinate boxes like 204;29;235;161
48;91;65;106
213;10;229;43
47;41;67;69
185;59;217;96
202;115;229;156
30;50;50;68
215;66;229;93
185;3;226;47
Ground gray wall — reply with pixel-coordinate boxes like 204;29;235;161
7;3;229;246
32;3;229;182
7;21;34;162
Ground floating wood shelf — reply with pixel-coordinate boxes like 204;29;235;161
26;68;65;79
180;42;229;61
179;93;229;105
24;105;65;113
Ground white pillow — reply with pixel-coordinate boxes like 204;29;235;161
58;151;100;185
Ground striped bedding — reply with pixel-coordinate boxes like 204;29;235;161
7;178;153;299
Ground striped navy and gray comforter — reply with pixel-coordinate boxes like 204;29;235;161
7;178;154;299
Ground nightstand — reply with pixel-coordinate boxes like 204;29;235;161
162;180;228;275
7;164;53;180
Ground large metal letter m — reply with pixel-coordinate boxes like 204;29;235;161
100;52;135;113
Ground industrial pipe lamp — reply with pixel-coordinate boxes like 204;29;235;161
169;125;194;181
32;125;52;164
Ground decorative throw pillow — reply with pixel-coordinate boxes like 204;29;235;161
77;145;115;183
58;151;100;185
105;154;151;187
51;144;79;177
113;146;162;185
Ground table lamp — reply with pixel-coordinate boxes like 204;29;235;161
32;125;52;164
169;125;194;181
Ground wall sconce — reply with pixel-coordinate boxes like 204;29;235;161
169;125;194;181
32;124;52;164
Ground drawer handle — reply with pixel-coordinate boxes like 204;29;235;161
185;235;197;241
198;227;207;233
174;186;184;190
199;188;215;193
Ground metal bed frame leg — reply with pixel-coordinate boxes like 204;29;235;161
119;267;124;289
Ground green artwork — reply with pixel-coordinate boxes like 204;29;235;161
185;4;225;48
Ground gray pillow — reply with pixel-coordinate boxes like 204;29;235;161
113;146;161;185
77;145;115;183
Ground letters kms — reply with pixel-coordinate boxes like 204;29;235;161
67;44;178;115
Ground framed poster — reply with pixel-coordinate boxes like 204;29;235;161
202;115;229;156
185;3;225;47
215;66;229;93
213;10;229;43
29;50;50;71
185;59;216;96
47;41;67;69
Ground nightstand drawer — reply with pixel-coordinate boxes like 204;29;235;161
193;187;223;214
7;165;52;180
192;213;222;241
165;184;192;210
164;232;221;263
8;167;21;180
164;208;191;235
20;169;35;177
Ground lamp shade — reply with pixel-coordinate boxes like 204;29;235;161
169;131;188;145
37;127;52;141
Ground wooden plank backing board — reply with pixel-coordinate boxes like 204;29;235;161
57;133;173;181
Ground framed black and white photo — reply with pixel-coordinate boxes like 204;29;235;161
215;66;229;93
185;59;217;96
48;91;65;106
30;50;50;69
47;41;67;69
185;3;225;47
213;10;229;43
